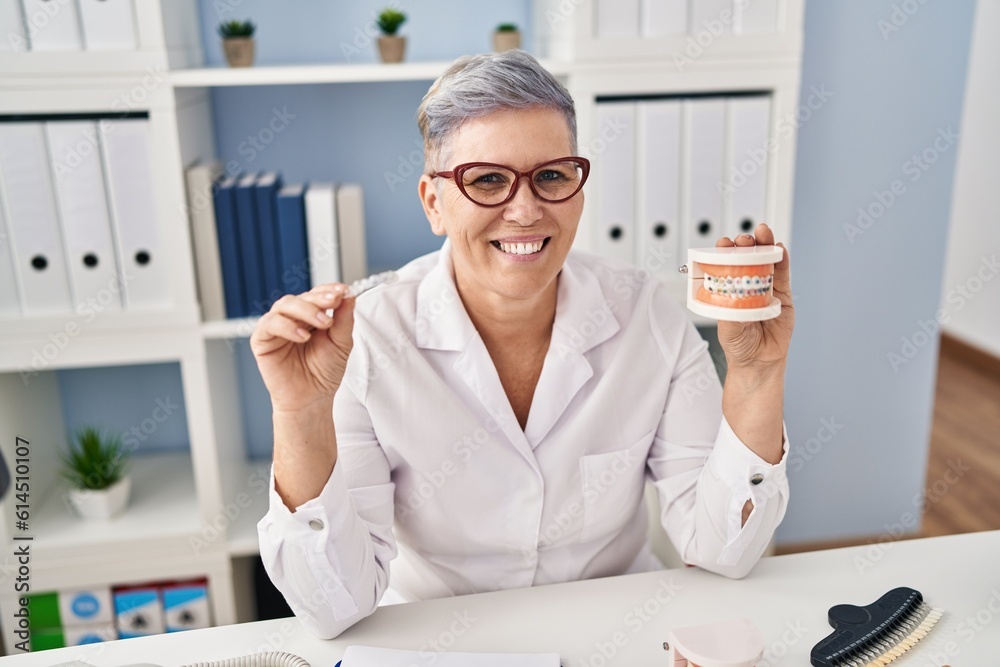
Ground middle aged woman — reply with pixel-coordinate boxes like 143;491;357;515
250;49;794;639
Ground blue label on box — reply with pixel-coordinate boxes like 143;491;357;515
71;593;101;619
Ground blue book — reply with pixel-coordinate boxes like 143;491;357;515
255;171;284;309
235;173;266;316
275;183;310;296
211;176;246;318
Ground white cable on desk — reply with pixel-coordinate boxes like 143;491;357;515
182;652;310;667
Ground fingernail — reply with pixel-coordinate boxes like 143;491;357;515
296;328;311;340
315;310;331;324
323;292;336;301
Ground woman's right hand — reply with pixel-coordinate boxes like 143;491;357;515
249;284;357;413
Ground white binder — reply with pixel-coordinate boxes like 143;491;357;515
724;96;771;240
0;190;21;315
595;101;636;264
335;183;368;285
734;0;779;34
78;0;136;50
0;0;27;52
689;0;732;35
684;98;726;249
641;0;687;38
0;122;73;314
305;183;340;286
185;161;226;321
101;118;171;310
20;0;82;50
636;100;681;280
596;0;639;38
46;121;122;313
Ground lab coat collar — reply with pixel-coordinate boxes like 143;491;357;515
525;249;621;446
415;239;621;452
414;240;621;356
414;239;478;352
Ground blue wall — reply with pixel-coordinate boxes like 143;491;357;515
199;0;533;67
58;362;190;455
778;1;976;542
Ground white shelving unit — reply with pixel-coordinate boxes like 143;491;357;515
0;0;804;653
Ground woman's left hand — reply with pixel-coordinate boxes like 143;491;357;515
716;223;794;372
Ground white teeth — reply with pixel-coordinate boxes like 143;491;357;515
497;240;544;255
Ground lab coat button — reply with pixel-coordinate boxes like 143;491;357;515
308;519;325;531
750;474;764;485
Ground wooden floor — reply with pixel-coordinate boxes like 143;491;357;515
777;334;1000;555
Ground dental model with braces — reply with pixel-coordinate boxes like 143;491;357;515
679;246;783;322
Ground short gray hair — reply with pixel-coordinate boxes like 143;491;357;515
417;50;577;172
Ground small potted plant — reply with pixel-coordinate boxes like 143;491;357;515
376;8;407;63
493;22;521;52
218;19;256;68
61;426;131;520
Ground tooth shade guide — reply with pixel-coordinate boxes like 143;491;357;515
683;246;783;322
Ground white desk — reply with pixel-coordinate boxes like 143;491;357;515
3;531;997;666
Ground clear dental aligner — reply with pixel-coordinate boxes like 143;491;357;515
345;270;399;298
702;273;773;298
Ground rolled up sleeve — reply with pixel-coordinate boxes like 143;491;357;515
647;297;790;579
257;358;397;639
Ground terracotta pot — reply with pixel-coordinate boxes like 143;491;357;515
67;476;131;520
223;37;255;67
378;35;406;63
493;31;521;52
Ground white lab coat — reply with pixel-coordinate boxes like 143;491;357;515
258;241;790;639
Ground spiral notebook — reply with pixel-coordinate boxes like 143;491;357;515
336;646;560;666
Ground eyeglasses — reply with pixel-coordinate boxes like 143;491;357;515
431;157;590;207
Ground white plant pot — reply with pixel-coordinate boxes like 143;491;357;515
67;476;131;520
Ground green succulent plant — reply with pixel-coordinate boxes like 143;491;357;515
377;8;407;36
218;19;256;39
60;426;129;491
496;23;519;32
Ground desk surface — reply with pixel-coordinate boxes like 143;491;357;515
3;531;997;666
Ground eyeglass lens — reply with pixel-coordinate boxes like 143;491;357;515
460;160;584;205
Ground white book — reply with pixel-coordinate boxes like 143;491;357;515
20;0;82;50
724;96;771;240
340;646;559;667
78;0;136;50
305;183;340;287
595;101;636;264
335;183;368;284
641;0;687;38
595;0;639;38
46;121;123;314
0;0;28;52
636;100;682;280
0;187;21;315
101;118;171;310
684;98;727;249
185;161;226;321
0;122;74;314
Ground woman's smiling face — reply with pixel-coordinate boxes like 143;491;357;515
419;106;585;303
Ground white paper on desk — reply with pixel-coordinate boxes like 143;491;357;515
341;646;560;666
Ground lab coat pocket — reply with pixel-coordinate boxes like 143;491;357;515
579;429;655;543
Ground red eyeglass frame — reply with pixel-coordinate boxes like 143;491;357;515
430;156;591;207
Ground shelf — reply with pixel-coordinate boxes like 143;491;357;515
169;59;574;87
201;317;260;340
22;452;202;565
